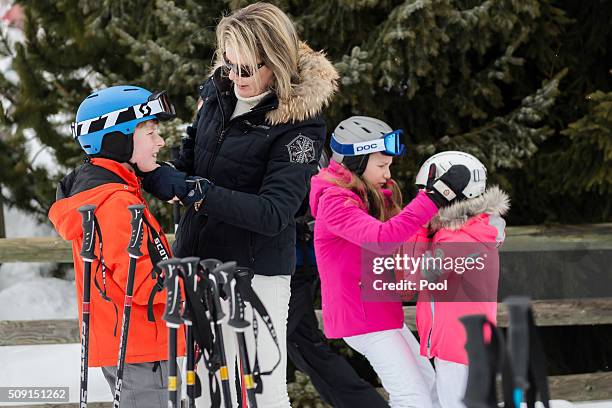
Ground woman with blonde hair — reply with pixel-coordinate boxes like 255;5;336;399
143;2;338;407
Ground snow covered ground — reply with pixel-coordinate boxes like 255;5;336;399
0;344;111;405
0;342;611;407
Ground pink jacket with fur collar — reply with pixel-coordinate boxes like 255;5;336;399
414;186;510;364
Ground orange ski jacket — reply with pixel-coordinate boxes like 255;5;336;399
49;158;185;367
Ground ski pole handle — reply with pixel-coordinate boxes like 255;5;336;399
200;259;232;407
199;259;224;320
221;263;249;330
234;266;254;285
126;204;145;258
505;296;531;405
200;258;223;276
78;204;97;261
180;257;200;324
459;314;495;408
158;258;184;328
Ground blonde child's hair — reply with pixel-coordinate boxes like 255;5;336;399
214;2;299;101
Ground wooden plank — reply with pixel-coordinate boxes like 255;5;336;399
0;319;79;346
317;298;612;333
1;224;611;263
548;371;612;401
0;237;73;263
0;234;175;263
504;224;612;252
3;298;611;347
506;223;612;237
498;298;612;327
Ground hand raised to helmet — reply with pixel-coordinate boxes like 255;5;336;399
425;164;471;208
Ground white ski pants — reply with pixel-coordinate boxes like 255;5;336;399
433;358;468;408
344;324;438;408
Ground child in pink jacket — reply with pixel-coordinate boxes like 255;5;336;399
310;116;472;408
413;151;509;408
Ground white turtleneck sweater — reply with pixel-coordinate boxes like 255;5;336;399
230;84;271;120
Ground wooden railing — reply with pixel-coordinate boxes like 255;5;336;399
1;224;611;406
1;224;611;263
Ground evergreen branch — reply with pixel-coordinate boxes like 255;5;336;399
439;69;567;171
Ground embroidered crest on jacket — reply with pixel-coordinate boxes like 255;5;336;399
287;134;315;164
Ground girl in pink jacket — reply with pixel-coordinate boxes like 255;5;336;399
412;151;510;408
309;117;471;408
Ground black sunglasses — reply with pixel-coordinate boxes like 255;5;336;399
222;52;265;78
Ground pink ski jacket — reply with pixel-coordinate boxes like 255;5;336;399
414;186;509;364
309;161;438;338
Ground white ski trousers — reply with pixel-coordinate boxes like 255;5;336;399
344;324;438;408
433;358;468;408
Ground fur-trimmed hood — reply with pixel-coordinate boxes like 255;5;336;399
266;42;338;125
428;186;510;232
211;42;338;125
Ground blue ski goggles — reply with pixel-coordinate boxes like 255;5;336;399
330;129;405;157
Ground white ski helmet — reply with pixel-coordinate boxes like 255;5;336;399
415;151;487;199
331;116;397;163
330;116;405;175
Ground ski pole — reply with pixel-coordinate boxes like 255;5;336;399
78;204;97;408
224;265;258;408
505;296;531;408
159;258;184;408
459;314;499;408
202;259;233;408
113;204;146;408
180;256;201;408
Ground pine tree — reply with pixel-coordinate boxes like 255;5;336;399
0;0;610;225
296;0;572;198
0;0;225;224
558;89;612;195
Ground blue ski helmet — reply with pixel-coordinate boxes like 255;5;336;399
71;85;176;162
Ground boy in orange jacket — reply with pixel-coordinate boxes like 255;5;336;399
49;86;201;407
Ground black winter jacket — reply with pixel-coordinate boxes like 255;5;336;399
172;43;338;276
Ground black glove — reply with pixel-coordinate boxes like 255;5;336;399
142;165;189;201
426;164;471;208
182;176;212;208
